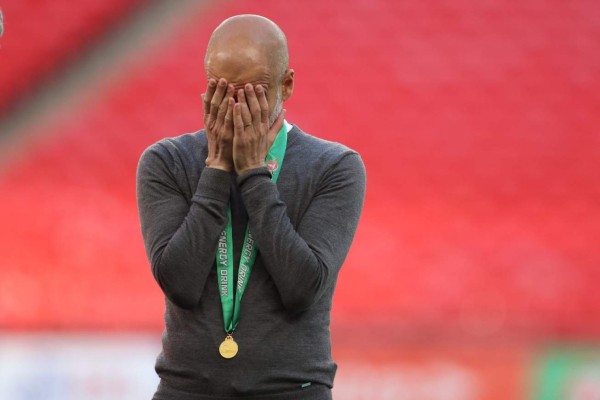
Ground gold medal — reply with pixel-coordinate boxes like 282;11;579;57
219;334;238;359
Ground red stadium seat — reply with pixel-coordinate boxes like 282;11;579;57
0;0;143;114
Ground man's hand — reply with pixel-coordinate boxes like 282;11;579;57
202;78;235;171
232;84;285;175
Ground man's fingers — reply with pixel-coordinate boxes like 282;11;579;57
209;78;228;120
224;98;234;129
203;79;217;117
216;84;234;122
244;83;261;123
256;85;269;124
237;89;252;125
233;103;244;135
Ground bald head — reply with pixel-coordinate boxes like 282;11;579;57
204;15;294;125
205;14;289;84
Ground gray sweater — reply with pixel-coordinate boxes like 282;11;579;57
136;124;366;399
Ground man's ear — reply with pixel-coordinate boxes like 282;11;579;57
281;69;294;101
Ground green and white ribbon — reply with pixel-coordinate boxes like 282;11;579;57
216;123;288;333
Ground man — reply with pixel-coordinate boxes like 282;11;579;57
136;14;365;400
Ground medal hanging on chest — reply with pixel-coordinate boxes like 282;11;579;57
219;334;238;359
215;124;288;359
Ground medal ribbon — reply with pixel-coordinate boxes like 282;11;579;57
216;124;288;334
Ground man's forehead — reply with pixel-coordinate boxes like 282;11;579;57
209;46;265;66
205;47;273;83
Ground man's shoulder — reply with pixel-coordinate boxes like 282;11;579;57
285;124;365;195
291;123;358;152
288;124;362;167
139;130;207;167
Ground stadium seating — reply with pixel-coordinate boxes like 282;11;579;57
0;0;142;114
0;0;599;340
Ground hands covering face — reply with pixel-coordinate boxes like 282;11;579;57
202;78;285;175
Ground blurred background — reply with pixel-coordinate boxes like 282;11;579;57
0;0;599;399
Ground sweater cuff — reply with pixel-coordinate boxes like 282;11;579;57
192;167;231;203
236;166;272;188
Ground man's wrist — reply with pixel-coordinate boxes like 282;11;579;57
236;165;271;186
205;158;233;172
235;162;265;176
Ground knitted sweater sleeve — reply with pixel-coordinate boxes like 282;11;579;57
136;142;231;309
238;152;366;314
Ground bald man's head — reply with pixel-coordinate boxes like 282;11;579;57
204;15;295;125
205;15;289;81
